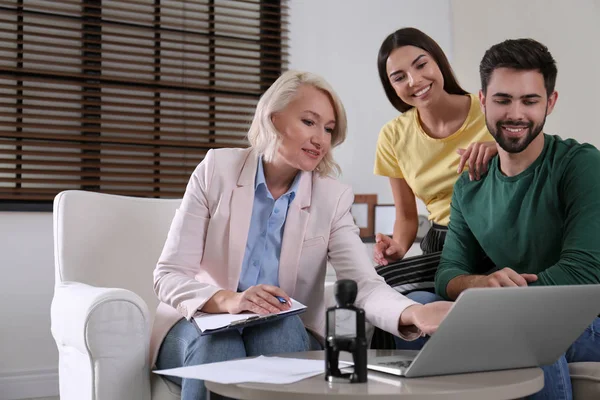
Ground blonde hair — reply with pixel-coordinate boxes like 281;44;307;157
247;70;347;177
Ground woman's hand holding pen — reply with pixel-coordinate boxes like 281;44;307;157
227;284;292;315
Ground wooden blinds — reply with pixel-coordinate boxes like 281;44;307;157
0;0;288;207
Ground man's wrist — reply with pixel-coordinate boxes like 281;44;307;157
447;274;483;300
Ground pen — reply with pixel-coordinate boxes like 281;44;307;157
275;296;288;304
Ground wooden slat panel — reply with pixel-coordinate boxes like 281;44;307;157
0;194;76;201
71;1;287;26
0;56;265;87
0;45;285;77
0;190;185;200
0;36;286;72
0;74;272;100
0;7;289;42
0;101;255;119
0;43;286;72
0;65;263;94
1;131;245;149
0;177;188;189
0;187;184;196
0;85;259;112
0;21;287;62
0;112;251;129
0;56;271;88
63;0;290;18
0;138;216;155
0;167;192;180
0;138;213;156
0;157;201;172
0;122;249;137
0;0;285;204
12;1;290;21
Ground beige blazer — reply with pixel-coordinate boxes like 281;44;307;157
150;147;419;365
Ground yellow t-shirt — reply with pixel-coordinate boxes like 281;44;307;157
374;94;493;225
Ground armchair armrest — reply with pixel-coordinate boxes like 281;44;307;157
51;282;152;400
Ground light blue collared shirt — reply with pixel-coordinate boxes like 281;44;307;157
237;157;301;292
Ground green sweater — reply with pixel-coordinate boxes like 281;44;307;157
435;134;600;300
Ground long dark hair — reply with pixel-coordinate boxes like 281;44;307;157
378;27;468;113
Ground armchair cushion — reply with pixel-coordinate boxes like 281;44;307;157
151;374;182;400
570;362;600;400
51;281;151;400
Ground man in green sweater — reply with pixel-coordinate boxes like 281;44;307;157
434;39;600;400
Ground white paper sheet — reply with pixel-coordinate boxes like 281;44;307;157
154;355;325;384
193;299;306;332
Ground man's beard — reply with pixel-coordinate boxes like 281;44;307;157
486;107;547;154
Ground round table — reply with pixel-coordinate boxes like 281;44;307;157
205;350;544;400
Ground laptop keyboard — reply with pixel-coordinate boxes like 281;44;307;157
379;360;412;368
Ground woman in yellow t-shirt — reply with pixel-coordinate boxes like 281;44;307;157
372;28;495;292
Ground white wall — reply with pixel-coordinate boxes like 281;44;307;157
288;0;452;210
0;213;59;399
451;0;600;147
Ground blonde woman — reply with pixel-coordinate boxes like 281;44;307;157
151;70;452;400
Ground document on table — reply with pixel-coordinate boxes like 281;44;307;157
154;356;325;384
192;299;307;335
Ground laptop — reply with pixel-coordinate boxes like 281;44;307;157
367;285;600;377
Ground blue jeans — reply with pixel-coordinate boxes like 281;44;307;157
156;315;322;400
394;290;600;400
529;317;600;400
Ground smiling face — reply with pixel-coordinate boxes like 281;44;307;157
270;84;336;172
480;68;557;154
385;45;445;108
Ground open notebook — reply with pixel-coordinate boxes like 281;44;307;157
192;299;307;336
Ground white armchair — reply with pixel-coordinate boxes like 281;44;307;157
51;190;182;400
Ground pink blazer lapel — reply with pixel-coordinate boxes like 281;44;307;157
227;149;257;290
279;171;312;297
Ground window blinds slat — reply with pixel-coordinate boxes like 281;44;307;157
3;131;244;149
71;0;290;18
0;156;201;173
0;65;264;94
0;99;254;119
0;44;286;79
80;2;287;26
0;137;209;155
0;74;270;101
0;82;259;110
0;120;250;137
0;57;266;87
1;177;187;189
0;190;185;199
0;111;251;127
0;6;289;42
0;17;290;56
13;0;290;17
0;167;192;179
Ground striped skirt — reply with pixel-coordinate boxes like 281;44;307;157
375;223;447;292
